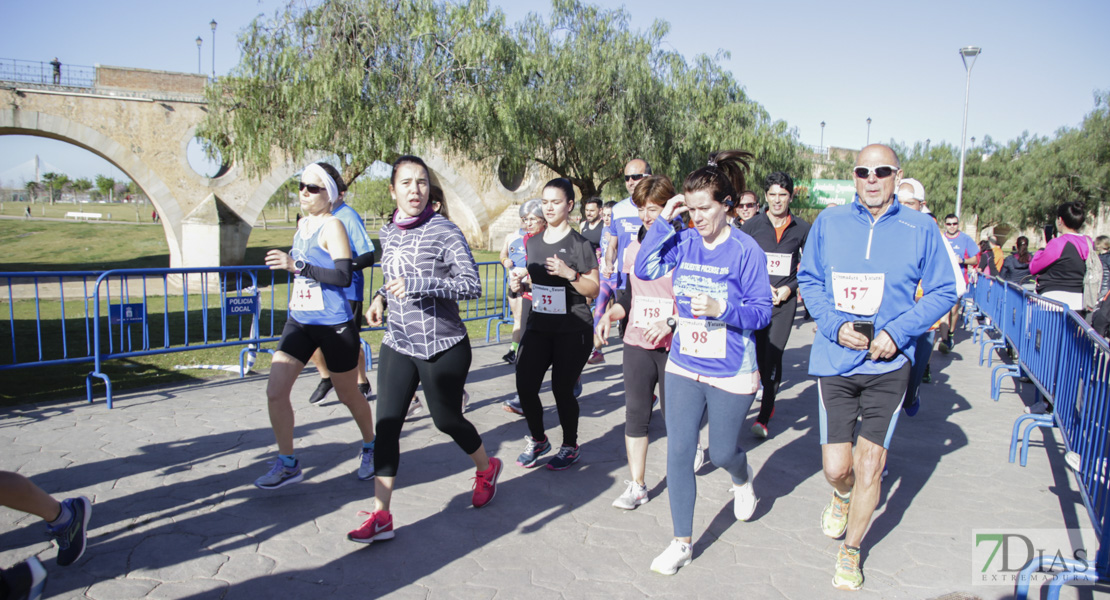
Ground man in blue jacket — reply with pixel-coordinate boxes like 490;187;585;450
798;145;957;591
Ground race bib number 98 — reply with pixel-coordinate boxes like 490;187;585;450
532;283;567;315
678;317;727;359
832;272;885;316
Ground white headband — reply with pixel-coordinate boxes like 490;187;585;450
302;163;339;204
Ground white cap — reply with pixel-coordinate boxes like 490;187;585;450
899;178;925;202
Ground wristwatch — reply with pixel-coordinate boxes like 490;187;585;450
570;271;580;282
666;317;677;330
293;259;306;275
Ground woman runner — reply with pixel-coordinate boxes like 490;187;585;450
510;178;600;470
255;162;376;490
347;155;501;545
634;151;772;574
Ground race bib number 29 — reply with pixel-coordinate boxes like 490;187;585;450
832;272;885;316
766;252;792;277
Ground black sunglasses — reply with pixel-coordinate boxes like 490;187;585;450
738;203;758;209
853;165;898;179
624;173;647;182
945;221;959;226
299;182;324;194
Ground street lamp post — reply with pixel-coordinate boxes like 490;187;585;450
925;138;931;152
195;37;202;74
820;121;826;154
955;45;981;218
210;20;218;79
866;117;872;145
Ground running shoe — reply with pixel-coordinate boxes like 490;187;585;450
903;395;920;417
1;556;46;600
308;378;333;405
502;396;523;415
1024;400;1052;415
821;491;850;539
254;459;303;490
502;349;516;365
612;480;648;510
357;447;375;481
48;496;91;567
921;364;932;383
407;396;423;418
730;463;757;521
359;382;374;401
516;436;552;468
471;457;503;508
347;510;394;544
693;443;706;472
573;378;583;398
832;543;863;591
650;539;692;575
461;390;470;414
547;444;580;471
587;349;605;364
651;394;659;410
751;421;768;439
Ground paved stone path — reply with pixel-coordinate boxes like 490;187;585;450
0;319;1102;599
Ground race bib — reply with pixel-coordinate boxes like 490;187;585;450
632;296;674;330
289;278;324;312
678;317;727;359
766;252;792;278
532;284;567;315
832;272;885;316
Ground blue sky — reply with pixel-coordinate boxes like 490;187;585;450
1;0;1107;184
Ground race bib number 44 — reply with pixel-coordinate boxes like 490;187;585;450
832;272;885;316
289;278;325;312
632;296;674;330
766;252;792;278
532;283;567;315
678;317;727;359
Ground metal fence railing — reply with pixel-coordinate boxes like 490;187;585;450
0;58;96;88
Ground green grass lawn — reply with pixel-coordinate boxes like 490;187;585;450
0;220;507;406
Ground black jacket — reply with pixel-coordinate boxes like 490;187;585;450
740;211;811;293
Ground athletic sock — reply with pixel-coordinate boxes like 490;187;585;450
510;342;519;352
279;454;297;469
835;489;851;502
47;503;73;528
362;441;375;451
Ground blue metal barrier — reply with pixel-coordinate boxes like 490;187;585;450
991;280;1028;400
2;271;103;371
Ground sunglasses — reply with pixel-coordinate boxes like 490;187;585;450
945;221;959;226
299;182;325;194
624;173;647;182
738;203;758;209
852;165;898;179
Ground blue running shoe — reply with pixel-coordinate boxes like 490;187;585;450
255;459;303;490
573;378;583;398
546;445;580;471
2;556;46;600
48;496;91;567
357;447;375;481
516;436;551;468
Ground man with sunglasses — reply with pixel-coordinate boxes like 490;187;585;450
938;214;978;354
734;190;760;227
595;160;650;353
741;172;810;438
798;145;958;591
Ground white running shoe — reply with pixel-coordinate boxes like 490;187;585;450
693;443;706;472
612;480;648;510
730;463;757;521
650;539;693;575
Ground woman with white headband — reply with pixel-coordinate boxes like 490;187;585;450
254;162;378;491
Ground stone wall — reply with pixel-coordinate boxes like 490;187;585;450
96;66;207;96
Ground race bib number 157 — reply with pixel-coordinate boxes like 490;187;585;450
832;272;885;316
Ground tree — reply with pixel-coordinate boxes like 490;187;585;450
40;172;69;204
24;180;39;203
198;0;513;184
72;178;93;202
95;175;116;201
346;176;394;218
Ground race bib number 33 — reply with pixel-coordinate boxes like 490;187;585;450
532;283;567;315
678;317;727;359
832;272;885;316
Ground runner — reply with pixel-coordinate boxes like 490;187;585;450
348;155;501;544
938;213;979;353
510;178;600;470
595;175;678;509
502;200;546;415
634;150;772;575
588;200;621;364
256;162;377;489
742;171;810;438
306;163;376;405
499;206;529;365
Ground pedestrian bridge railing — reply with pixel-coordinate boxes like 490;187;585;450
0;58;96;88
965;277;1110;597
1;262;510;408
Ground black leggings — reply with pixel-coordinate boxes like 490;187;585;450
622;344;667;438
374;339;482;477
754;294;797;423
516;328;593;447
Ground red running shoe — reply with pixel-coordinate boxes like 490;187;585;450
472;457;503;508
347;510;394;544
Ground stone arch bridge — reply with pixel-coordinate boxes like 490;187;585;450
0;64;543;266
